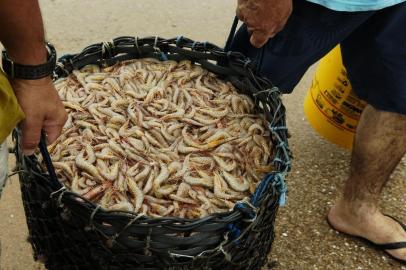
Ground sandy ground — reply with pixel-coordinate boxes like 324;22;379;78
0;1;405;269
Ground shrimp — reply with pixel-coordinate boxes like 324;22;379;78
134;165;151;182
183;173;213;188
82;181;112;200
161;108;185;121
127;178;144;213
221;171;249;192
169;194;198;205
49;58;276;218
197;107;228;118
212;155;236;172
75;151;103;182
96;160;120;181
152;162;169;197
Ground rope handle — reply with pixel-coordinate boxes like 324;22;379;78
224;16;265;75
38;131;62;189
224;16;239;52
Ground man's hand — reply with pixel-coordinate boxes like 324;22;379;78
11;78;67;155
236;0;292;48
0;0;67;155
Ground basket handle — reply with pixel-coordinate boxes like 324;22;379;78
38;131;62;189
223;16;265;74
224;16;239;52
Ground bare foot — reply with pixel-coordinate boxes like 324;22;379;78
328;199;406;262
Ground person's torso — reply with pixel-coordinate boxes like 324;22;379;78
306;0;406;11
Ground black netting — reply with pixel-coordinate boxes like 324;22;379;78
13;36;291;270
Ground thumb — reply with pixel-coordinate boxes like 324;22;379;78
250;30;273;48
20;117;42;156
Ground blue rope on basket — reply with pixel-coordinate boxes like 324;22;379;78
227;117;291;242
223;17;291;242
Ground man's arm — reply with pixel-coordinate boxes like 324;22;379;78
0;0;67;155
236;0;292;48
0;0;48;64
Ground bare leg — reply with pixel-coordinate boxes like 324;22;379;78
328;105;406;261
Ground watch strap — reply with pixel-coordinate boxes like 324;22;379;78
1;43;56;80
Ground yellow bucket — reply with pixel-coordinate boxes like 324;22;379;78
304;46;367;149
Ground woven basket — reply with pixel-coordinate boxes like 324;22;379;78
13;36;291;270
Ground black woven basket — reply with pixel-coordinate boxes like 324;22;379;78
13;35;291;270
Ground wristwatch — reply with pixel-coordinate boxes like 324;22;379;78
1;42;57;80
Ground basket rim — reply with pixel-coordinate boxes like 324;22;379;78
16;35;291;234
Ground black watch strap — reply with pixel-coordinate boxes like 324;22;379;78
1;43;57;80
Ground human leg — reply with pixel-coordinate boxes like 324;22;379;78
328;2;406;260
328;105;406;261
231;0;406;261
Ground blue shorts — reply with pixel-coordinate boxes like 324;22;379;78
230;0;406;114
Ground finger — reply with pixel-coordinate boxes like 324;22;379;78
43;123;64;145
250;30;273;48
43;111;67;145
20;117;43;156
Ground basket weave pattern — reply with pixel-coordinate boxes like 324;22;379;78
14;36;290;270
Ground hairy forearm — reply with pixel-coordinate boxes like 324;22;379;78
0;0;47;65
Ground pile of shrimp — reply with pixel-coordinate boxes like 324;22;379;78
46;58;274;219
